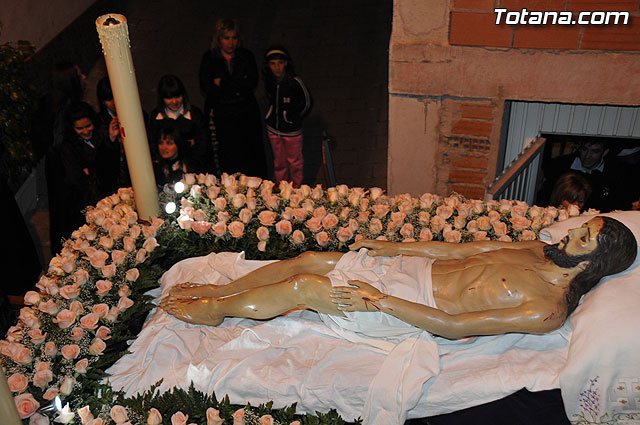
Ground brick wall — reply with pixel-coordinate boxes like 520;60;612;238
450;0;640;50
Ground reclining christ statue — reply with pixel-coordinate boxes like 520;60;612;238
160;216;636;339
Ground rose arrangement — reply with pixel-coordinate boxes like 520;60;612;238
1;173;581;424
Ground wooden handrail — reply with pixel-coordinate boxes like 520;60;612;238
487;137;546;200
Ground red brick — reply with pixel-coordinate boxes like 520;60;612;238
580;15;640;51
460;104;495;120
450;184;487;200
502;0;567;11
451;155;490;169
448;169;488;185
451;120;493;137
449;11;513;47
567;0;639;12
454;0;496;11
513;25;581;49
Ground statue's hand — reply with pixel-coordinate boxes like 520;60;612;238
349;239;397;257
330;280;385;312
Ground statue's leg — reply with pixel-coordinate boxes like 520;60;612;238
160;272;343;326
169;251;344;297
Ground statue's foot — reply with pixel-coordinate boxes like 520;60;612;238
168;282;220;298
159;295;224;326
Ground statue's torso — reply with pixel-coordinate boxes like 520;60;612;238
431;247;566;315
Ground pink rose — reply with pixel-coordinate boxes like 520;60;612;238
96;280;113;296
473;231;489;241
105;306;119;322
14;393;40;419
142;225;157;238
368;218;383;235
291;230;305;244
171;412;189;425
305;217;323;233
492;221;508;236
238;208;252;223
531;216;544;231
519;230;537;241
42;387;59;401
61;344;81;360
417;211;431;225
258;210;277;226
257;240;267;252
71;326;85;341
96;325;112;340
259;415;274;425
357;211;370;223
488;210;502;223
371;204;390;219
60;376;75;395
110;405;129;424
80;313;99;330
75;358;89;374
8;373;28;393
148;408;163;425
246;197;257;211
38;299;59;315
12;344;32;365
528;206;544;219
337;226;354;243
292;208;308;221
101;264;117;278
19;307;41;328
129;224;142;239
315;231;330;247
476;216;491;231
228;221;245;238
310;185;323;200
275;220;293;235
28;329;47;345
109;224;127;240
60;283;81;300
190;184;203;198
135;248;148;263
69;301;84;314
400;223;415;239
93;303;110;318
207;186;221;200
430;216;446;233
53;309;77;329
99;236;114;249
509;216;532;231
443;230;462;243
419;228;434;241
213;221;227;237
78;406;94;425
263;194;279;210
436;205;454;220
232;409;245;425
321;214;339;230
110;250;126;266
444;195;461;208
123;236;137;252
419;193;436;208
214;197;227;210
89;338;106;355
453;215;467;230
498;235;512;242
24;291;41;306
125;268;140;282
143;237;159;253
44;341;57;356
246;176;262;188
466;219;479;233
511;204;528;218
117;296;134;312
33;368;53;388
313;206;327;219
192;221;212;235
232;193;246;208
558;209;569;221
499;200;513;213
256;226;270;241
206;408;224;425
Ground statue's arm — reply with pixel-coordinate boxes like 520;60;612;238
350;239;544;260
330;281;564;339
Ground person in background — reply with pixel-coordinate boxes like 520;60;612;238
548;172;592;212
262;46;312;188
153;122;186;186
96;77;130;194
149;74;210;174
58;102;118;240
199;18;267;178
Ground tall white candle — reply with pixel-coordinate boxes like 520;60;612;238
0;367;22;425
96;14;159;221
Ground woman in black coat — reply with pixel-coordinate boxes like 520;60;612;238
199;18;267;178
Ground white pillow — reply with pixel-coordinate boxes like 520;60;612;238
538;211;640;245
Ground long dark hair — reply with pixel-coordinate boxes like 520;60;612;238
156;74;191;114
551;216;637;314
66;101;97;138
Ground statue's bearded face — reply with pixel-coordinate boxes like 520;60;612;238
543;217;603;268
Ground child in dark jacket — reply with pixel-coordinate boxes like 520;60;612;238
262;46;311;188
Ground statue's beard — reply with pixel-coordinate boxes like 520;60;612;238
543;238;593;268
